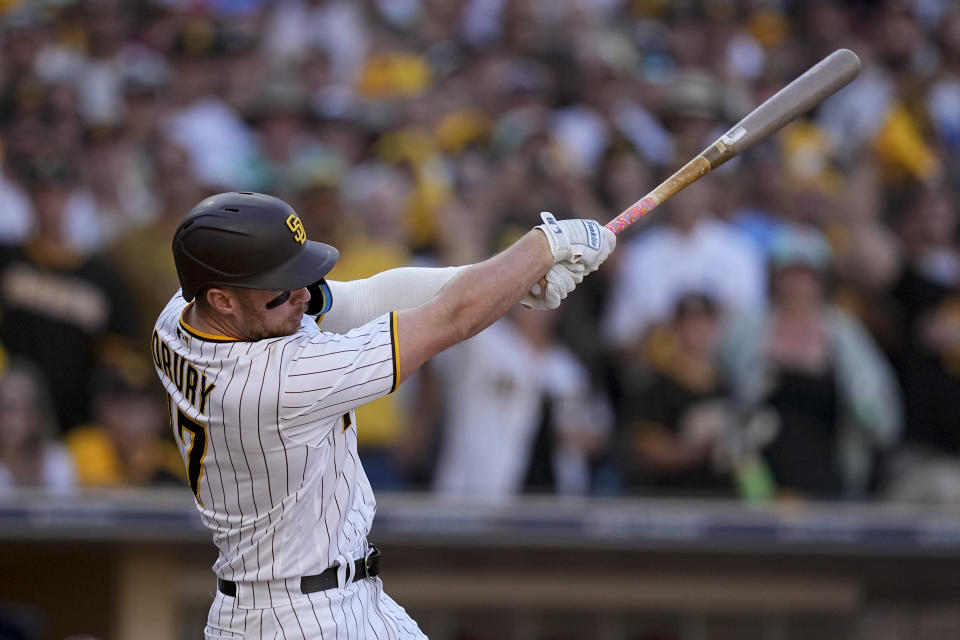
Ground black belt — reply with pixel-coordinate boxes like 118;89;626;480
218;546;381;597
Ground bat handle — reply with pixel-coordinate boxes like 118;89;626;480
605;195;659;235
531;196;659;302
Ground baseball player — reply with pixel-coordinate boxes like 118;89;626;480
151;192;614;639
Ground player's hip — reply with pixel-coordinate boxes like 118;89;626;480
205;575;427;639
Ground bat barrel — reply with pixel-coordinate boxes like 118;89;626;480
603;48;862;237
710;48;861;167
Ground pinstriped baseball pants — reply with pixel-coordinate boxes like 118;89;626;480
204;576;427;639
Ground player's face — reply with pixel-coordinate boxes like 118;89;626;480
234;287;310;340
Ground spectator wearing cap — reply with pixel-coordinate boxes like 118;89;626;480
3;118;126;256
0;157;138;432
81;122;158;245
617;292;736;496
245;76;336;198
0;359;75;491
660;69;730;164
163;18;258;189
717;227;901;499
108;141;204;343
64;362;182;488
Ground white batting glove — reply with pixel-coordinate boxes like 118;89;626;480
520;261;587;310
535;212;616;272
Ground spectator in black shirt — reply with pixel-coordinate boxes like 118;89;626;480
618;292;735;496
0;158;137;432
719;227;901;500
886;186;960;502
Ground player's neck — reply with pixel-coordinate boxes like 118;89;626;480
184;303;246;341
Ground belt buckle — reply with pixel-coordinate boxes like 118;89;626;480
364;545;381;578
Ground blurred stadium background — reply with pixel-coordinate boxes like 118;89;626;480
2;0;960;638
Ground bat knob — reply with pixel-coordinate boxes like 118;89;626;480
534;276;547;298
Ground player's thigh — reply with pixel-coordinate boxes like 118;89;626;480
367;578;427;640
204;591;257;639
283;578;427;639
360;577;428;640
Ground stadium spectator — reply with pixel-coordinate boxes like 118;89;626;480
727;146;791;254
0;148;33;245
246;75;334;198
718;227;901;499
64;363;182;488
0;158;138;431
163;18;259;190
0;360;75;491
79;122;157;248
884;184;960;502
602;174;766;355
108;140;205;342
432;305;607;498
617;292;737;497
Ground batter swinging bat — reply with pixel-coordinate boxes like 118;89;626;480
604;48;862;235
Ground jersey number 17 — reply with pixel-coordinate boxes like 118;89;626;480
175;408;207;505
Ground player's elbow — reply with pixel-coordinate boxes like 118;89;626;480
397;291;496;382
449;316;477;346
445;297;492;345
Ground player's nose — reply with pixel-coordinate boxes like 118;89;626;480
290;287;310;305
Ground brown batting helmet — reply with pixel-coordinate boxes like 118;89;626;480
172;192;339;307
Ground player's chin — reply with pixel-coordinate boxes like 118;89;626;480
283;314;303;334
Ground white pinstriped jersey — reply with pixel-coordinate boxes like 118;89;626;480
151;292;399;608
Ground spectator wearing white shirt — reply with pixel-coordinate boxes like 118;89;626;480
0;164;33;245
602;175;766;352
433;307;608;498
264;0;369;85
163;20;258;190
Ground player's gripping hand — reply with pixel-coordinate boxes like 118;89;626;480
519;261;586;310
535;212;616;272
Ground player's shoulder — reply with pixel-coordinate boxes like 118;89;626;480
292;311;394;352
154;290;189;331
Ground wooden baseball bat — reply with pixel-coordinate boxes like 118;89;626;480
534;48;861;299
605;48;862;235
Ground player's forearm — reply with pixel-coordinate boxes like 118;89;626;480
395;231;552;382
321;266;467;333
440;230;552;341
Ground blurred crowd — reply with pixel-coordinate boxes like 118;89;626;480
2;0;960;504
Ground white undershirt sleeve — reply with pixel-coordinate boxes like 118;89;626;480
318;265;467;333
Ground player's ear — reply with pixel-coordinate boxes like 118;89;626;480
204;287;238;316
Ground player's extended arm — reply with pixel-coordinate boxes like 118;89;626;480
396;231;552;385
320;266;466;333
319;213;607;332
396;220;614;385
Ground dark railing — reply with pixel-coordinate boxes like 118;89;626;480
2;489;960;556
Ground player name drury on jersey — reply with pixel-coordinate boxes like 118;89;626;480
152;329;216;414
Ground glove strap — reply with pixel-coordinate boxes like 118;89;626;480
538;212;571;263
